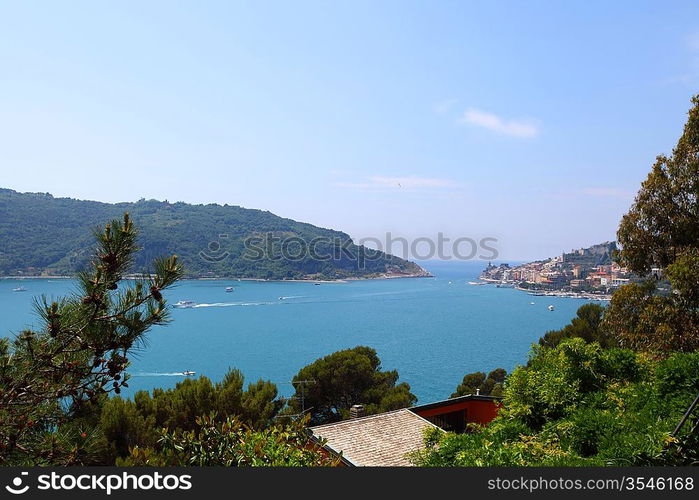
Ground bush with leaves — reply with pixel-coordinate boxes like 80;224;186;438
123;415;340;467
502;339;637;429
412;339;699;466
410;419;596;467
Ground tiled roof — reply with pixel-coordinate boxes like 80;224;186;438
310;409;439;466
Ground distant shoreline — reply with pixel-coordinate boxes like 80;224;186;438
0;272;433;283
514;286;611;301
478;277;611;301
0;275;73;280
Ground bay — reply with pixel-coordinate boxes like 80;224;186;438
0;260;593;403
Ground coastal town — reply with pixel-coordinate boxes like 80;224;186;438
478;242;651;300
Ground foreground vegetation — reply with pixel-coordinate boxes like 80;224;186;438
82;348;413;465
414;340;698;466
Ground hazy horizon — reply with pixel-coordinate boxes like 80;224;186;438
0;186;611;263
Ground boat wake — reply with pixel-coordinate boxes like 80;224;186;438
131;372;189;377
192;301;277;308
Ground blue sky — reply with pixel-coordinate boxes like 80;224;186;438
1;1;698;260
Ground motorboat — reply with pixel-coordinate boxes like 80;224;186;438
173;300;196;309
182;370;196;376
548;305;555;311
225;287;234;292
12;286;27;292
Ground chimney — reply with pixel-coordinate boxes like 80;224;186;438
350;404;365;419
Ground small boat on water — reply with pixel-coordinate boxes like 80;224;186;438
182;370;196;376
468;281;486;286
173;300;196;309
12;286;27;292
530;302;535;305
225;287;234;292
548;305;555;311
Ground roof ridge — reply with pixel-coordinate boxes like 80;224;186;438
309;408;412;430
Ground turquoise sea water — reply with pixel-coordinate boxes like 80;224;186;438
0;261;594;403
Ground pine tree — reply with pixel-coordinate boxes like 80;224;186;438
0;214;182;465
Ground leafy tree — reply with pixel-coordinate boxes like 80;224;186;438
539;303;612;348
608;95;699;353
604;272;699;353
616;95;699;275
124;415;340;467
288;346;416;425
0;214;182;465
451;368;506;398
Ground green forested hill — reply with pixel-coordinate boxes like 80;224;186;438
0;188;428;279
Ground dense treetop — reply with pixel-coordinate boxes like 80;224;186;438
617;95;699;276
288;346;417;425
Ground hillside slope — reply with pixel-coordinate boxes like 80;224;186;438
0;188;429;280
